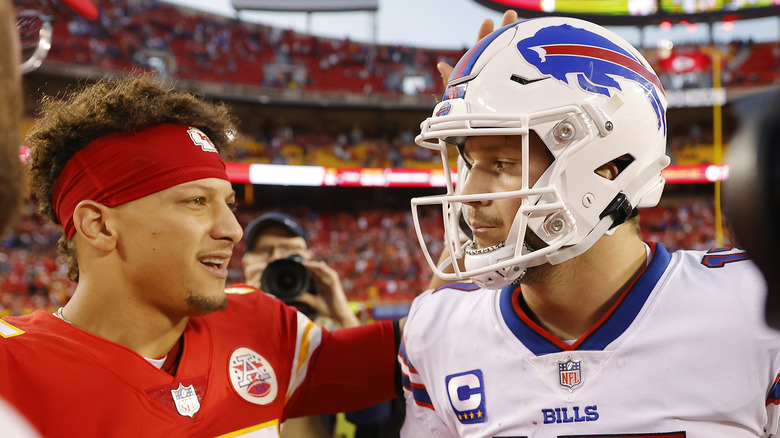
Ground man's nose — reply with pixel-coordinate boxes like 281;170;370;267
459;168;492;206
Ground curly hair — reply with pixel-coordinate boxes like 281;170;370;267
26;73;239;281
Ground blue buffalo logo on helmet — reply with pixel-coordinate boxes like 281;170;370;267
517;24;666;134
436;101;452;117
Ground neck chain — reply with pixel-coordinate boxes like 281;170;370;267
56;307;72;325
465;240;505;255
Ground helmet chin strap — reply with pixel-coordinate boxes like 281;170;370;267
546;155;670;265
546;209;618;265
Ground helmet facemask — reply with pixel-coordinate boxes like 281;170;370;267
412;109;593;289
411;17;670;290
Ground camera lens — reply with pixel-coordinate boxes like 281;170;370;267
260;255;311;303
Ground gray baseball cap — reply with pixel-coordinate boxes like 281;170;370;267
244;212;307;251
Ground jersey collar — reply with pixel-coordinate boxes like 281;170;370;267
499;242;672;355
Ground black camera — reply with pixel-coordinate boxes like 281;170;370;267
260;254;315;303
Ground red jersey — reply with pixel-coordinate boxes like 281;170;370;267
0;285;399;437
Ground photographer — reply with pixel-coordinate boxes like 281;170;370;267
242;212;363;438
242;212;359;330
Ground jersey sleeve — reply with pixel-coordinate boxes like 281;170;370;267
398;292;455;437
767;373;780;436
283;310;325;404
283;319;399;419
399;338;453;437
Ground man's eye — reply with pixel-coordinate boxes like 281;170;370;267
189;197;207;205
496;160;517;170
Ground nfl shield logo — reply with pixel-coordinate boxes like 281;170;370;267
171;383;200;418
558;356;582;391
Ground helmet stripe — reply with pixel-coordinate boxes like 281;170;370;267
449;22;518;83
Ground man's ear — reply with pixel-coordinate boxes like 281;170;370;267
595;161;621;181
72;200;116;252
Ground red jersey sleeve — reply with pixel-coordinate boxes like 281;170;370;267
284;320;399;419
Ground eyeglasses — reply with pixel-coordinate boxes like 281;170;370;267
16;9;53;74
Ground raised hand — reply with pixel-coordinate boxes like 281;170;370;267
437;9;518;88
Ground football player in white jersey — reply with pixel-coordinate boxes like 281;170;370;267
400;14;780;438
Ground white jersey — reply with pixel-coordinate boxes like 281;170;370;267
400;243;780;438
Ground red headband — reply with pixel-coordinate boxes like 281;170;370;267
52;124;229;239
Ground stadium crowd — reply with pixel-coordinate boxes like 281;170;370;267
0;196;733;318
20;0;780;95
37;0;464;95
232;119;726;168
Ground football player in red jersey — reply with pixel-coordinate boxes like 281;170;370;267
0;74;401;437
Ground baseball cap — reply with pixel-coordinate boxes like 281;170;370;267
244;212;307;251
60;0;99;20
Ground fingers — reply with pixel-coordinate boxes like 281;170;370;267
477;18;495;41
501;9;518;28
439;10;518;89
242;261;268;289
295;292;327;314
302;260;340;289
437;61;454;89
477;10;518;40
300;260;359;328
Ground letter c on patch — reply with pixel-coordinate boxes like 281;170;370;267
445;369;487;424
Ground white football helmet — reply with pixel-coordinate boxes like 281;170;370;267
411;17;670;289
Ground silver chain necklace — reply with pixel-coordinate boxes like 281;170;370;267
56;307;72;325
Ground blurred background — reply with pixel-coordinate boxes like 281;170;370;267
6;0;779;322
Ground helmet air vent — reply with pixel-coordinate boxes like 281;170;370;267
509;75;547;86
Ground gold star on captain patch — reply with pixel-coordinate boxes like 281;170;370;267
469;412;474;419
477;410;483;418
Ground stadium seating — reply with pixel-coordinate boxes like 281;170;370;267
4;0;751;317
0;198;734;317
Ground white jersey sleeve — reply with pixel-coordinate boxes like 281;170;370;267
766;374;780;436
400;289;455;437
